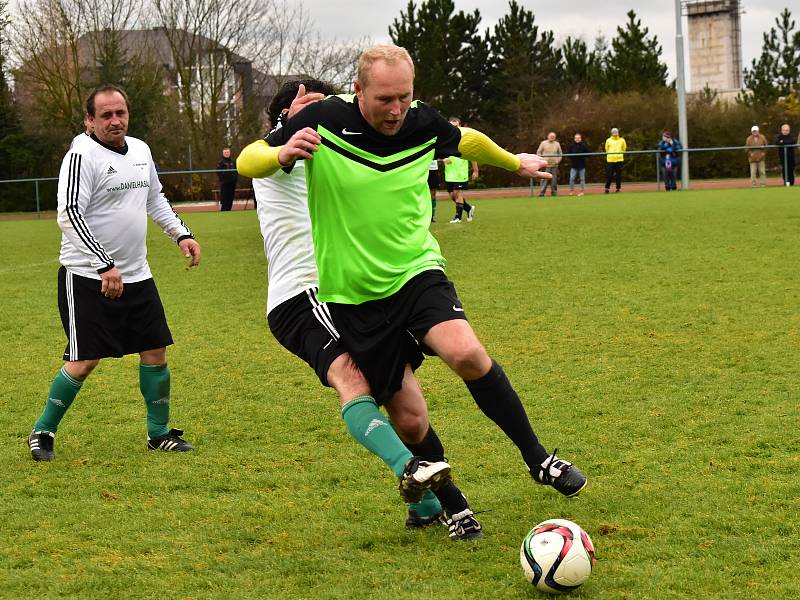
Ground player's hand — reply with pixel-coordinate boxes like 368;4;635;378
179;238;201;268
515;153;552;180
100;266;123;299
278;127;321;166
471;171;479;182
287;84;325;119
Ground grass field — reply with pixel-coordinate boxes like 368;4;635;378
2;188;799;599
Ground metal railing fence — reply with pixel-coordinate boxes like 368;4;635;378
0;144;797;215
528;143;798;195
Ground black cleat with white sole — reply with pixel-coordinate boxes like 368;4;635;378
531;449;587;497
405;507;444;528
147;428;193;452
28;430;55;461
441;507;483;541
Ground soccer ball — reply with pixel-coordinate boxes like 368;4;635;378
520;518;596;594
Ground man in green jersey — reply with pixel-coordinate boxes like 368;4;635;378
443;117;479;223
238;46;587;520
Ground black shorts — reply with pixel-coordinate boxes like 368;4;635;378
58;266;173;361
328;270;467;405
428;169;439;189
446;181;468;192
267;288;347;387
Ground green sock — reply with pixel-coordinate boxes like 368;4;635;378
34;366;83;433
140;363;170;438
409;489;442;518
341;395;413;478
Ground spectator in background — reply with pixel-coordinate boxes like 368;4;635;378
567;133;589;196
604;127;626;194
217;146;238;211
775;124;796;186
536;132;562;197
746;126;768;187
657;131;683;191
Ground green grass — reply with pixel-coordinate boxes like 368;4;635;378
2;188;799;599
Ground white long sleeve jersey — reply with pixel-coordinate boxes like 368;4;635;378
57;135;192;282
253;160;319;315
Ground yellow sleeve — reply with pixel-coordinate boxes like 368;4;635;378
457;128;520;172
236;139;285;179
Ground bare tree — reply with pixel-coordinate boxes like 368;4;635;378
11;0;88;135
10;0;145;139
249;0;367;93
298;35;370;93
150;0;276;159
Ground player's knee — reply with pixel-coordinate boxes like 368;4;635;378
140;347;167;366
66;359;99;379
328;354;370;400
392;411;428;444
446;343;488;378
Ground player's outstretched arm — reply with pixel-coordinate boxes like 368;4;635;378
458;128;551;180
237;128;322;179
237;140;284;179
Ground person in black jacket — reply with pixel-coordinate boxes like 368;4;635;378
776;124;796;186
217;146;238;210
567;133;590;196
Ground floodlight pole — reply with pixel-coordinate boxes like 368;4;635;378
675;0;690;189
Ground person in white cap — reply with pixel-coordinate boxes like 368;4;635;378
746;125;768;187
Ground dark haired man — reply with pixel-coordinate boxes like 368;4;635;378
28;84;201;461
217;146;238;211
776;124;796;186
239;45;587;523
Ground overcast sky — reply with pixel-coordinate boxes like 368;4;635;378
309;0;792;90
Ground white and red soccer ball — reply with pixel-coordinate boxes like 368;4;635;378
520;518;596;594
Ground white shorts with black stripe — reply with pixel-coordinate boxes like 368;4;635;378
57;266;173;360
266;287;345;386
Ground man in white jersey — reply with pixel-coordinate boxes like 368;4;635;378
253;80;481;540
28;84;201;461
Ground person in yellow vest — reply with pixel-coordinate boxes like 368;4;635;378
604;127;627;194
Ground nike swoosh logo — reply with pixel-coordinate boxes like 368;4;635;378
453;305;464;312
342;128;363;135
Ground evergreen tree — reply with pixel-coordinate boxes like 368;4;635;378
389;0;486;120
485;1;562;144
0;0;53;211
742;9;800;106
561;36;604;89
604;10;668;92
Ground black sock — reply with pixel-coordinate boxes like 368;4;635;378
405;425;469;514
464;359;549;468
463;201;472;213
455;204;463;219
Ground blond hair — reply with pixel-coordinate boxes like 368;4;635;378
357;45;415;86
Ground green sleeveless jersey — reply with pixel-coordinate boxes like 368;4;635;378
267;95;462;304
